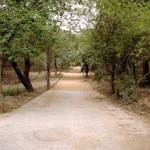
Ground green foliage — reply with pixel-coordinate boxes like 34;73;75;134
95;69;107;81
3;87;26;97
0;0;150;96
76;0;150;97
51;31;80;68
115;74;137;101
0;0;43;63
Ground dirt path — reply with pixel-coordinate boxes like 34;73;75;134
0;67;150;150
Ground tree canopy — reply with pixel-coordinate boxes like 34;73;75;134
0;0;150;97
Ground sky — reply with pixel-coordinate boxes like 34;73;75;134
59;3;96;33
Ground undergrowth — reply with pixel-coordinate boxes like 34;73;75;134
3;87;26;96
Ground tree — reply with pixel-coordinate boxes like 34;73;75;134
0;1;39;92
0;52;3;96
93;0;150;96
0;0;73;91
76;0;150;97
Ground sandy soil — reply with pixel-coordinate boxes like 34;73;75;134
0;67;150;150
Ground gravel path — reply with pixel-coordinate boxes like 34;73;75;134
0;67;150;150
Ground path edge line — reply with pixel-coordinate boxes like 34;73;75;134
50;73;63;88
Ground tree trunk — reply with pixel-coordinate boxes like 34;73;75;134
132;62;137;84
54;56;57;77
119;58;127;74
0;52;3;96
84;63;89;78
46;50;51;90
44;63;47;77
111;65;116;94
143;60;150;85
11;58;34;92
0;52;4;112
38;63;41;74
121;60;126;73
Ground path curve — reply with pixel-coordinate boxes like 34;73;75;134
0;67;150;150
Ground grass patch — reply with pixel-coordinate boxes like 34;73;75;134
2;88;26;97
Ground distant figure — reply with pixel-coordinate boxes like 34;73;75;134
81;59;89;78
84;62;89;78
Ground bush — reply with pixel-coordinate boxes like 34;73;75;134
115;74;137;101
3;87;26;96
95;69;107;81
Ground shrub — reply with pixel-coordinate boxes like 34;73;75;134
95;69;107;81
3;87;26;96
115;73;137;101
